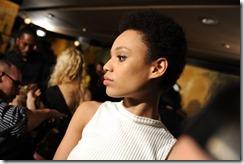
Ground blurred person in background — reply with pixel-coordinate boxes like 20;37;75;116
3;26;50;91
95;62;105;79
45;47;91;114
0;59;65;159
168;81;240;160
33;47;91;160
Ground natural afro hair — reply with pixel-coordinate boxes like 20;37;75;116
119;10;187;89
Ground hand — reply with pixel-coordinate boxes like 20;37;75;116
27;87;41;100
26;86;41;110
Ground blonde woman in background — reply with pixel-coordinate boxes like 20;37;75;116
33;47;91;160
47;47;91;113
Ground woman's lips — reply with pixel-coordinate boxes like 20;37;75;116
103;76;113;86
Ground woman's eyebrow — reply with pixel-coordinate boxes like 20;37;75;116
114;46;131;51
110;46;131;55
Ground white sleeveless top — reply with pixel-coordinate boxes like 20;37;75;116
67;101;176;160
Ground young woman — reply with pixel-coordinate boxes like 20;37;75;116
54;10;187;160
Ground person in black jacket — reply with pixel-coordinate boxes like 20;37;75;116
3;26;50;91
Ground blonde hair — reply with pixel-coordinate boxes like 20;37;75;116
48;47;89;112
48;47;85;86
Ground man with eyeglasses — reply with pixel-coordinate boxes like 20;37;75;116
0;59;65;159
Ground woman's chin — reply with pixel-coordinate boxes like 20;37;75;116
106;91;123;98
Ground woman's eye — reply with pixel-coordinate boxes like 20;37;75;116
117;55;127;62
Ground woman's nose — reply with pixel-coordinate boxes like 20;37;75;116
103;59;112;72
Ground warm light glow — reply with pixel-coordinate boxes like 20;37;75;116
74;40;80;46
222;43;230;49
24;18;32;24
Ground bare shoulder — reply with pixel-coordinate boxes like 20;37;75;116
78;101;101;113
74;101;102;124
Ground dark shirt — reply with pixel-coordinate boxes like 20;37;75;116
3;51;51;90
0;99;34;159
35;86;72;159
42;86;71;117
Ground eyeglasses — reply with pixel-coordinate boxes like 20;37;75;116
0;71;22;86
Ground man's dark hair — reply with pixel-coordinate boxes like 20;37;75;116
0;58;12;69
119;10;187;89
17;25;37;40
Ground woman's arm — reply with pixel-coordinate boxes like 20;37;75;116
53;101;100;160
26;108;65;131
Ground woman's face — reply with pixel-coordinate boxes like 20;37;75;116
103;30;153;98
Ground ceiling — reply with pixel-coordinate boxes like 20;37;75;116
17;0;240;72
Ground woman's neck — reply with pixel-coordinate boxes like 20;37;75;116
122;95;160;120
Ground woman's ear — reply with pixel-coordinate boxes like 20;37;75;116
149;58;168;79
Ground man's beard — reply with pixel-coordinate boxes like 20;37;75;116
0;90;17;103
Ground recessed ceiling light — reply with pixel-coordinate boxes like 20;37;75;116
173;83;181;92
201;17;218;25
222;43;230;49
48;13;54;19
36;29;46;37
74;40;80;46
82;28;87;32
24;18;31;24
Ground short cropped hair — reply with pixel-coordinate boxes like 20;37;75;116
17;26;37;40
119;10;187;89
0;58;12;75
